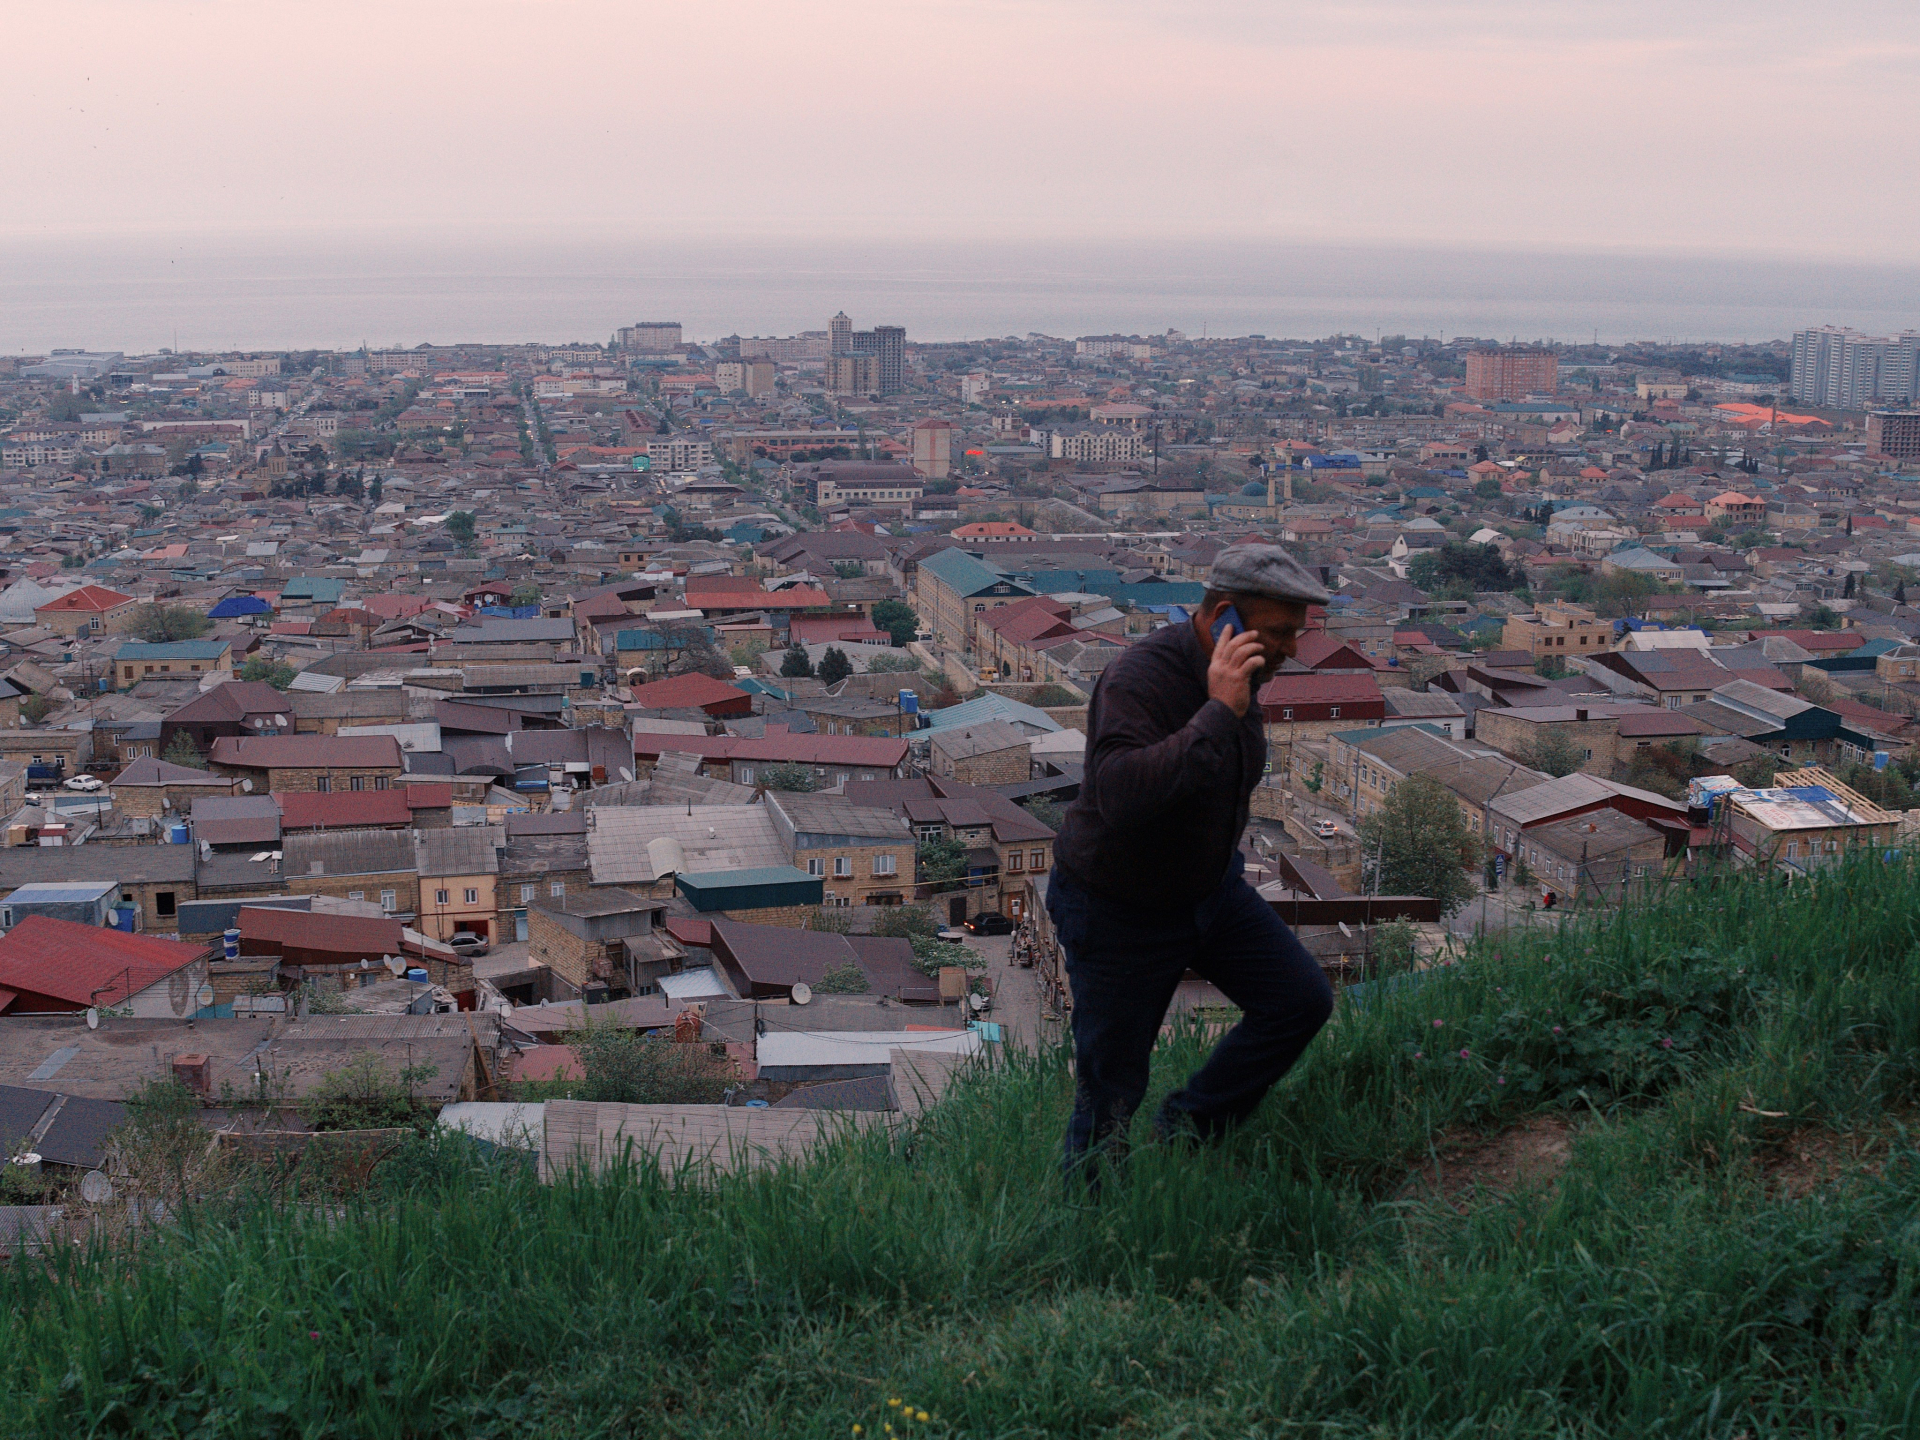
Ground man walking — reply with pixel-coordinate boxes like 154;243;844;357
1047;543;1336;1176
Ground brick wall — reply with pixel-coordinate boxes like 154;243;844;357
716;903;812;928
935;744;1031;785
794;841;914;907
527;907;597;994
210;764;405;794
286;871;420;916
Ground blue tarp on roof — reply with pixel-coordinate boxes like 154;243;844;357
206;596;271;618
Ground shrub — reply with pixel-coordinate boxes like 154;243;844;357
303;1052;438;1132
814;963;870;995
566;1026;731;1105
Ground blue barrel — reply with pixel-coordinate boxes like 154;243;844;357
405;967;429;983
112;908;136;932
168;822;190;844
898;690;919;715
223;928;240;961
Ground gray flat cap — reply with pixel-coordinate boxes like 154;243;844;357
1206;543;1331;606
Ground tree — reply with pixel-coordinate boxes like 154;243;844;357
832;561;865;579
162;730;208;770
1405;541;1524;595
555;1025;730;1105
1473;476;1503;501
445;510;477;548
1898;582;1910;606
239;656;296;690
19;694;51;725
817;646;852;685
508;582;542;609
758;762;817;793
917;836;970;892
368;474;383;504
814;963;870;994
1356;774;1480;916
1527;726;1587;778
864;651;918;674
131;604;212;643
870;599;919;647
779;644;813;678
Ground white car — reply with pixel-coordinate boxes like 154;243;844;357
1313;818;1340;839
62;775;105;792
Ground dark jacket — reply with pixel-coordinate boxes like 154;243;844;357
1053;620;1266;906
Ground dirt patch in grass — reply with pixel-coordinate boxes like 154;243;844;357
1758;1126;1892;1200
1403;1114;1574;1208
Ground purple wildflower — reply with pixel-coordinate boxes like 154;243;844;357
1459;1048;1470;1060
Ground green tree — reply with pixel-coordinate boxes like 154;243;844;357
917;836;970;892
130;604;212;643
18;693;50;725
758;762;818;793
239;656;297;690
832;561;865;579
558;1026;730;1105
1473;476;1504;501
1031;683;1079;707
162;731;207;769
870;599;919;647
817;646;853;685
303;1052;439;1131
1356;774;1480;916
368;474;383;504
1527;726;1587;778
863;651;918;674
814;963;870;994
445;510;477;548
779;643;813;678
1405;541;1524;595
508;582;542;609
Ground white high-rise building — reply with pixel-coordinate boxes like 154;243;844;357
1791;326;1920;409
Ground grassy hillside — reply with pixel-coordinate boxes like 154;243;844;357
9;854;1920;1437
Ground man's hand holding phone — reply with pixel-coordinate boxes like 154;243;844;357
1206;610;1265;717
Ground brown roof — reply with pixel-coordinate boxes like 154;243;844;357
208;734;404;769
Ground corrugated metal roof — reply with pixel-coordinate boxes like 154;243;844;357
587;804;787;884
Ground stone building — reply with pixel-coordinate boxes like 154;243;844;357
927;720;1031;785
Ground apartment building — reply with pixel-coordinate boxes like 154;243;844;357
1464;347;1558;401
1502;600;1613;659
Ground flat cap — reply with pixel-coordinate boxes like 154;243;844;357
1206;543;1330;606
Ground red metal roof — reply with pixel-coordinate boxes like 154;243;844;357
627;673;751;710
1257;671;1385;705
34;584;134;614
0;917;210;1010
276;789;410;829
238;906;404;957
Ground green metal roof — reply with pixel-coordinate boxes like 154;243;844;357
674;866;823;913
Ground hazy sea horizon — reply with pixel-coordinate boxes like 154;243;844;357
2;236;1915;355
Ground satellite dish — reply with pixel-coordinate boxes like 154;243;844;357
790;982;812;1006
80;1170;114;1204
85;1006;98;1030
241;779;254;792
969;992;988;1013
618;767;633;783
197;981;215;1009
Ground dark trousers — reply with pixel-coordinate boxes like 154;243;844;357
1047;860;1334;1165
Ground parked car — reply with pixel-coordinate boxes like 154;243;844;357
964;913;1015;937
1313;818;1339;839
447;932;491;958
62;774;105;792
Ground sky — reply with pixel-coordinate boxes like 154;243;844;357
7;0;1919;262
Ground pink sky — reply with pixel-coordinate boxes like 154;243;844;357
7;1;1916;260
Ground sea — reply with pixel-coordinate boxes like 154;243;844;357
1;235;1915;354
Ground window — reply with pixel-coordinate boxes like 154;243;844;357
520;884;535;904
1006;851;1024;872
463;887;479;905
375;776;391;789
155;891;176;918
833;857;852;878
738;767;754;784
380;890;397;912
1;908;10;928
315;775;331;792
872;854;896;876
1281;708;1293;720
1030;849;1046;870
1330;707;1341;719
350;775;365;792
807;857;824;877
347;891;365;902
550;882;565;898
435;889;450;906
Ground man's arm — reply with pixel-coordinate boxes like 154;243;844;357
1087;630;1265;829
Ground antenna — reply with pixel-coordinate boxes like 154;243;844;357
790;981;812;1006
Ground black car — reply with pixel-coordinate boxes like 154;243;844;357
964;913;1015;936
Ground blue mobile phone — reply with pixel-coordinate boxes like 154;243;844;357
1211;604;1244;643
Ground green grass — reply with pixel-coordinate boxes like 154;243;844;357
10;853;1920;1436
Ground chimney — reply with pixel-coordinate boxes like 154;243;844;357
172;1053;212;1097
